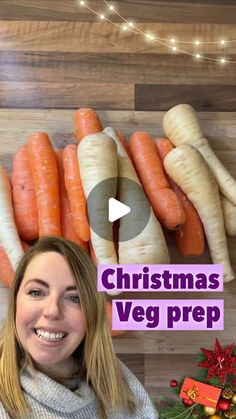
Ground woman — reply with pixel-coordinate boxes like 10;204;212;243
0;236;158;418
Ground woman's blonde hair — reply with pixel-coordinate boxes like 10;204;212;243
0;236;137;418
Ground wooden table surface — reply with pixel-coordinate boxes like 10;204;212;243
0;0;236;406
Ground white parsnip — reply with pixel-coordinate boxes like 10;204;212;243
104;127;169;264
221;195;236;236
164;144;234;283
0;165;24;270
163;104;236;205
77;132;118;265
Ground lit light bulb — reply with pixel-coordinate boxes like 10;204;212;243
76;1;235;66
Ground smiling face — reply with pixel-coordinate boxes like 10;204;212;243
15;251;86;379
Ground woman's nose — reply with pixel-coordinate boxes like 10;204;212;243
42;296;64;320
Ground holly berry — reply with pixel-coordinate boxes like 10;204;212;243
170;379;178;388
182;398;194;407
216;397;230;412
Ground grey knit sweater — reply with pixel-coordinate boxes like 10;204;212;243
0;362;158;418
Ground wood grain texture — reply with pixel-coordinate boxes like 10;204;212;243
136;85;236;111
1;5;236;110
1;22;236;54
1;52;236;86
0;82;134;109
1;0;236;409
1;0;236;23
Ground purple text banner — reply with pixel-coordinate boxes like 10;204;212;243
98;264;223;292
112;299;224;330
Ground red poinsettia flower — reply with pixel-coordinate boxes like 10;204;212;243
198;339;236;384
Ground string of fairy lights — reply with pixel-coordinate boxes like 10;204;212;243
79;0;236;64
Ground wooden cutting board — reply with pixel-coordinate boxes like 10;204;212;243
0;109;235;352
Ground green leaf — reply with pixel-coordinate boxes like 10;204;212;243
159;402;200;419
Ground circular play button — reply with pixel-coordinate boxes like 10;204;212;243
87;177;151;242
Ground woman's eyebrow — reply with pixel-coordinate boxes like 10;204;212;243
24;278;77;291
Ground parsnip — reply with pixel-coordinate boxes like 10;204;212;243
164;144;234;283
0;165;24;270
77;132;118;265
221;195;236;236
104;127;169;264
163;104;236;205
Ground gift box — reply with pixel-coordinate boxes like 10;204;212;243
179;377;222;408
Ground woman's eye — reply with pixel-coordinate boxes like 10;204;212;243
67;295;80;304
28;290;43;297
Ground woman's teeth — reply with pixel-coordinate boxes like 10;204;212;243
35;329;66;341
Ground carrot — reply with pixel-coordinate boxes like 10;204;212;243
155;136;174;160
164;144;235;282
56;149;88;251
22;240;30;252
0;165;24;270
156;137;204;256
26;132;61;237
75;108;103;143
163;104;236;205
62;145;90;242
105;301;126;337
11;145;39;242
78;132;118;265
0;240;30;287
129;131;185;230
221;195;236;236
104;127;169;264
0;245;15;287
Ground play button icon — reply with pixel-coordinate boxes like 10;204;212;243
87;177;151;242
108;198;131;222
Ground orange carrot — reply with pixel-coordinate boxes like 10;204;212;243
56;149;88;251
27;132;61;237
62;144;90;242
0;245;14;287
22;240;30;252
75;108;103;142
105;301;126;337
156;137;205;256
11;145;39;242
155;137;174;160
129;131;185;230
0;240;30;288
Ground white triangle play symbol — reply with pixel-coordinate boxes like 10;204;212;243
108;198;131;222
